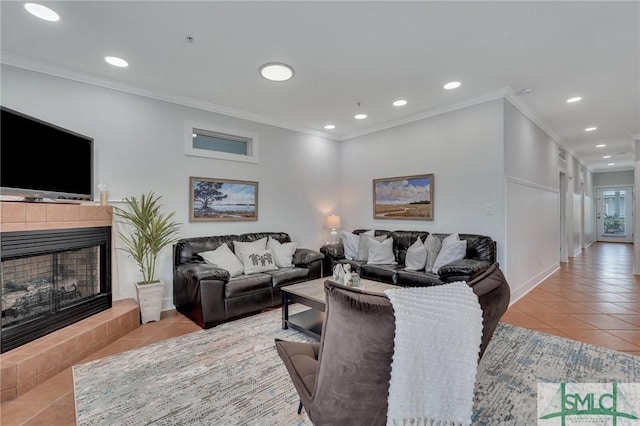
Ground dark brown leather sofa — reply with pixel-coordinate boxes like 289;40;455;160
173;232;324;328
320;229;496;286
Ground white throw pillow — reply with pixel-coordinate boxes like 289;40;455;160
242;249;278;275
404;237;427;271
342;229;374;260
357;233;387;261
199;244;244;278
367;237;396;265
431;234;467;274
233;237;268;264
424;234;442;272
267;237;297;267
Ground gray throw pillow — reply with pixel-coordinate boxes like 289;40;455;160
357;234;387;261
424;234;442;272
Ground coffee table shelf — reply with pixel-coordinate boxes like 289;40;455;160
285;308;324;340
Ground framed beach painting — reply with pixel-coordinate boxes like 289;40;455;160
189;176;258;222
373;174;434;221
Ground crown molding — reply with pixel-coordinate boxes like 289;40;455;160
0;52;340;141
338;88;512;141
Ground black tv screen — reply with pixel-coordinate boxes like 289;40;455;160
1;107;93;201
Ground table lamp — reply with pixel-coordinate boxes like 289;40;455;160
325;214;342;244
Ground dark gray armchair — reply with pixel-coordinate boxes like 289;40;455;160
275;263;510;425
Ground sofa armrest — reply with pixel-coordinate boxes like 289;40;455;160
176;262;231;282
438;259;491;283
293;248;325;266
319;243;345;260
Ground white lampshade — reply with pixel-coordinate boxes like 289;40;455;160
325;214;342;230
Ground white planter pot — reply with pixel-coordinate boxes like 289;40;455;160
135;281;164;324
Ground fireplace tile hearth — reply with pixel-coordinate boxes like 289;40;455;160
0;299;139;401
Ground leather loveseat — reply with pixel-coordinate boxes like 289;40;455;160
173;232;324;328
320;229;496;287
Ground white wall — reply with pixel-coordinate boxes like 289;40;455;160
583;168;595;247
338;99;506;264
1;65;341;309
504;100;560;301
593;170;634;187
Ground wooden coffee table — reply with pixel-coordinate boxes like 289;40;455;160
281;277;399;340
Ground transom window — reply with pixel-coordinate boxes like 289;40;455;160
185;122;258;163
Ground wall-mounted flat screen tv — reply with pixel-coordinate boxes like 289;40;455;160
1;106;94;201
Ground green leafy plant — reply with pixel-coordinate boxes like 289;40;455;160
603;213;624;234
114;192;181;284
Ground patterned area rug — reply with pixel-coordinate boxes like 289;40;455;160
73;307;640;425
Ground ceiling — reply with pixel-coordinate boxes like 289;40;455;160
1;1;638;173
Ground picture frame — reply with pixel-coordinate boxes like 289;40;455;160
189;176;258;222
373;174;434;221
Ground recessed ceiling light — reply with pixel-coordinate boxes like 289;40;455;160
393;100;407;107
596;144;606;148
105;56;128;67
443;81;461;90
323;124;336;130
259;62;294;82
354;114;367;120
585;127;597;132
603;155;611;159
608;163;615;166
25;3;59;21
566;96;582;103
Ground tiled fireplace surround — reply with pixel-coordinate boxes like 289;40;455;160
0;202;140;401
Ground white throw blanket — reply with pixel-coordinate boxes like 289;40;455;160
384;282;483;426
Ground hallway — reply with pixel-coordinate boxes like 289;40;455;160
502;242;640;355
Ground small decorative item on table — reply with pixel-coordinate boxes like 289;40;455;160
351;272;363;288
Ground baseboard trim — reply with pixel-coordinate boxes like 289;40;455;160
509;262;560;305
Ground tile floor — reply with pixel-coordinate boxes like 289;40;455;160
1;241;639;425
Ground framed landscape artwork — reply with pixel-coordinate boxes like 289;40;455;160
373;174;434;221
189;176;258;222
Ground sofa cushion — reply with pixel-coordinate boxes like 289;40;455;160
336;259;367;275
432;233;467;273
342;229;374;260
265;267;309;287
366;237;396;265
242;249;278;275
424;234;442;272
404;237;427;271
357;233;387;261
199;243;244;278
387;231;428;265
396;269;442;287
360;264;403;284
225;273;272;298
233;237;268;264
267;237;297;267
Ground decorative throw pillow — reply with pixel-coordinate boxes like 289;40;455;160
357;233;387;261
267;237;297;268
367;237;396;265
432;234;467;274
342;229;374;260
242;249;278;275
424;234;442;272
233;237;268;264
404;237;427;271
199;244;244;278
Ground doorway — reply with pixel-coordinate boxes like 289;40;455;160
596;186;633;243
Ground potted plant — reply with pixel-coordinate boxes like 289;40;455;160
114;191;181;323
